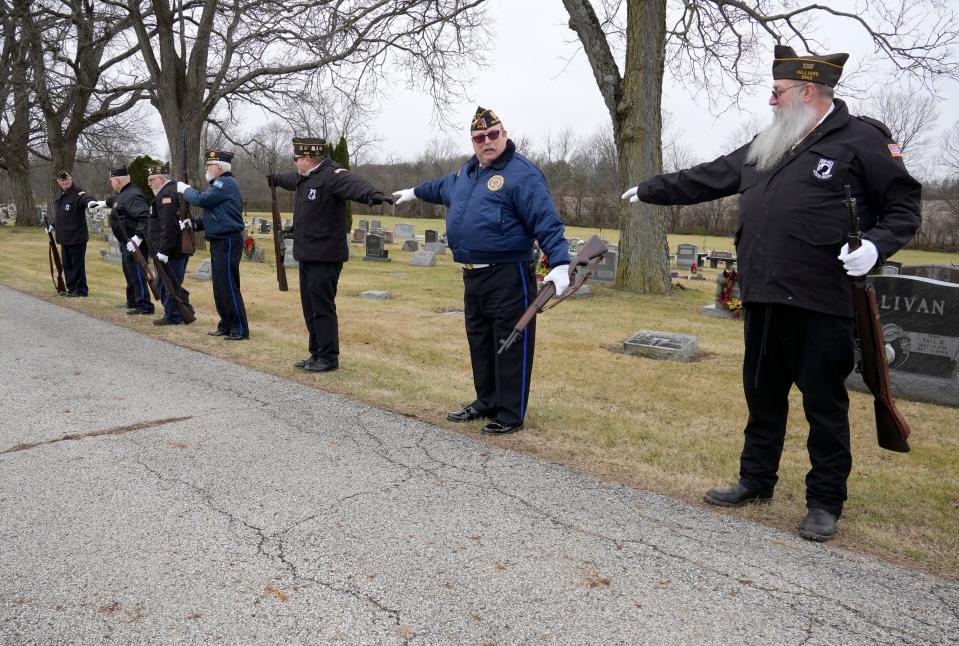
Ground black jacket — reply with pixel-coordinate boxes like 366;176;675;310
636;100;922;317
271;158;384;263
107;182;151;244
148;180;190;257
54;184;94;246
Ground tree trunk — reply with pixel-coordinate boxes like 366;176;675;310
615;0;669;293
10;166;36;228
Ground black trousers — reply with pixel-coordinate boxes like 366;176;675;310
61;242;87;295
209;234;248;337
156;255;192;323
120;244;153;312
739;303;855;517
299;261;343;363
463;262;536;426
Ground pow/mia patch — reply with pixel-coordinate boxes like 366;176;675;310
64;205;70;211
487;175;505;192
308;188;317;200
812;158;835;180
888;143;902;157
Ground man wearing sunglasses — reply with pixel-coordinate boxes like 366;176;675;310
622;46;921;542
393;106;571;435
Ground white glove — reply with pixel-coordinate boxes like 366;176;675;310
179;219;193;230
156;252;169;264
544;264;571;298
392;188;417;204
838;239;879;276
45;224;54;233
90;200;108;209
176;181;190;194
126;240;137;252
621;186;640;203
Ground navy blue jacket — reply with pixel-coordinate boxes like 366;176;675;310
415;140;570;266
183;172;244;239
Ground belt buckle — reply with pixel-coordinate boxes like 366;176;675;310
464;263;474;270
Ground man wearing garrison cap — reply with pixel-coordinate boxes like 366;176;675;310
266;136;391;373
393;107;571;435
177;149;249;340
146;163;194;325
622;46;922;542
50;170;99;297
88;166;155;314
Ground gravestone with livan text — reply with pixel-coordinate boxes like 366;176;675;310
846;274;958;407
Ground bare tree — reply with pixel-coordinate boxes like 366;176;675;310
561;0;959;293
20;0;148;216
112;0;488;183
864;89;939;171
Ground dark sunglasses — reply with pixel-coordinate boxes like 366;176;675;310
471;130;502;144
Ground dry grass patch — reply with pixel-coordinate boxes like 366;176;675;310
1;217;957;579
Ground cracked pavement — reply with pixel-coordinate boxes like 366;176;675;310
1;284;956;645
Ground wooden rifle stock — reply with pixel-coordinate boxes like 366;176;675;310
844;185;910;452
270;180;289;292
43;215;67;294
152;258;195;324
497;234;609;355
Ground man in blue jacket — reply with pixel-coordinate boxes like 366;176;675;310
393;107;571;434
177;149;249;340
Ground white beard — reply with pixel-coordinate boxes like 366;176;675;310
746;99;820;172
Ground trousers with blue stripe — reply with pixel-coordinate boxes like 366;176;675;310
120;244;154;312
209;234;249;337
462;262;536;427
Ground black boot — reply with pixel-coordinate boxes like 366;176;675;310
704;482;773;507
800;508;838;541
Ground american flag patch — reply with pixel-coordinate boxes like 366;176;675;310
161;197;173;204
888;143;902;157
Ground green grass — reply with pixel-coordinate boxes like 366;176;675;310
2;215;957;579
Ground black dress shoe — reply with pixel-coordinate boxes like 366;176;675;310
64;292;81;297
481;420;523;435
152;318;181;326
126;308;152;315
800;508;838;542
208;329;228;336
447;405;486;422
304;357;338;372
294;357;313;369
224;333;249;341
704;482;773;507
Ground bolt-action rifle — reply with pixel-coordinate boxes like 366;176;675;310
498;235;609;354
178;149;196;255
843;185;910;452
268;172;289;291
42;214;67;294
114;209;161;302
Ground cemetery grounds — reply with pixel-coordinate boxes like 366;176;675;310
0;217;956;580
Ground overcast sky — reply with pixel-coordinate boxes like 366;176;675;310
362;0;959;177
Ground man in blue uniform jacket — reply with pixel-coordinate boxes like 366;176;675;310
177;149;249;340
621;47;921;541
393;107;571;435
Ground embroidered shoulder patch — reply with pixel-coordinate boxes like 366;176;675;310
213;179;224;188
487;174;505;192
161;197;173;204
888;143;902;157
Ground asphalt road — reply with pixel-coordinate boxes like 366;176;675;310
1;284;956;645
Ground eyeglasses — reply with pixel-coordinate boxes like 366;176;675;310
471;129;502;144
770;83;805;100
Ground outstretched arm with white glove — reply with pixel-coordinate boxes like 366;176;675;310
392;188;417;204
837;239;879;276
621;187;640;203
543;265;571;298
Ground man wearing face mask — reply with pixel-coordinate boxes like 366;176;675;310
176;149;249;340
266;136;392;373
621;46;922;541
393;107;571;435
